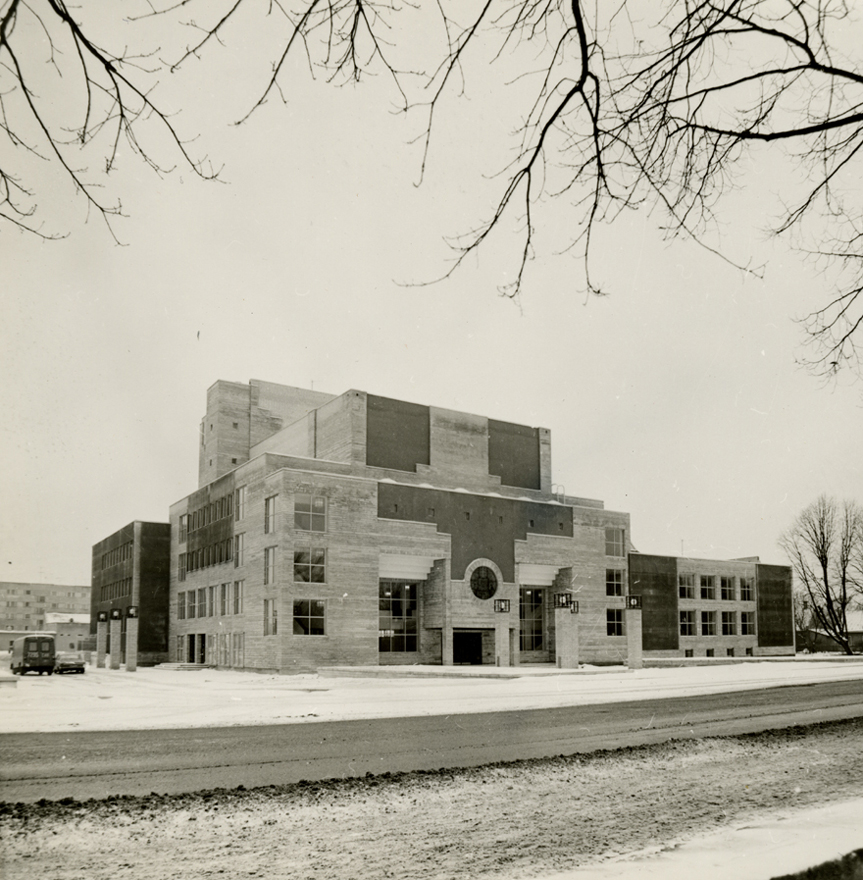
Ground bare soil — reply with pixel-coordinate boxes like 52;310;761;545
3;718;863;880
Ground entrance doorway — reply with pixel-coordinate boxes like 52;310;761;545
453;630;483;665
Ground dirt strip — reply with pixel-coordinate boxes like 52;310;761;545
3;718;863;880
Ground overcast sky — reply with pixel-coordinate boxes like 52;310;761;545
2;10;862;586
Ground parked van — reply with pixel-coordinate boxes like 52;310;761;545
10;634;56;675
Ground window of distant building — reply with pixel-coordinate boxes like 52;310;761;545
607;609;624;637
700;575;715;600
680;610;696;636
605;528;625;557
295;494;327;532
606;569;624;597
678;573;695;599
294;547;326;584
293;599;326;636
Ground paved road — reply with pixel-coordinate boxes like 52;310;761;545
2;679;863;803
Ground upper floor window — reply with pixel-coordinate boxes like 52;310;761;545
741;611;756;635
721;611;737;635
679;610;696;636
700;575;716;600
264;495;277;534
294;546;326;583
235;486;246;521
678;573;695;599
606;609;624;636
179;515;188;543
234;533;245;568
740;577;754;601
605;527;625;557
234;580;244;615
605;569;624;597
295;493;327;532
264;599;278;636
293;599;326;636
720;576;736;601
264;547;276;585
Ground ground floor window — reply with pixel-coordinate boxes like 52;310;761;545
520;588;544;650
701;611;716;636
293;599;326;635
379;580;419;652
606;609;624;637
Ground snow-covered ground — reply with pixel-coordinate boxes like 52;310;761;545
3;657;863;880
3;655;863;734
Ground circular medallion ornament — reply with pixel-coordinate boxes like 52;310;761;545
470;566;498;600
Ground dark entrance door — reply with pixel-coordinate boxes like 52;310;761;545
453;631;483;665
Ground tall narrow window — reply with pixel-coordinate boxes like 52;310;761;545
740;577;754;601
604;527;625;556
235;486;246;521
207;585;216;617
700;575;716;600
234;533;245;568
295;494;327;531
701;610;716;636
220;583;229;616
179;515;188;543
741;611;755;635
720;576;736;601
379;581;418;652
605;569;624;597
178;553;186;583
233;580;244;615
519;588;544;651
264;495;277;534
187;591;196;620
678;573;695;599
264;547;276;585
264;599;277;636
197;588;206;619
177;592;186;620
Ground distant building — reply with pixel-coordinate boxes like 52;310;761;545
44;612;91;651
797;608;863;653
629;553;794;658
91;522;171;665
164;379;794;672
0;581;90;638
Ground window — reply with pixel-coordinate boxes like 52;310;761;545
233;581;244;615
706;648;715;657
721;576;736;601
741;611;755;635
293;599;326;636
701;610;716;636
606;569;624;597
264;495;277;534
264;546;276;585
721;611;736;635
220;583;230;616
679;610;696;636
197;588;206;618
727;648;735;657
470;566;498;599
295;493;326;531
379;581;418;652
235;486;246;521
700;575;715;600
678;573;695;599
187;591;197;620
607;609;624;636
179;515;188;543
294;547;326;583
605;527;625;557
684;649;694;658
519;589;544;651
740;577;754;601
177;592;186;620
207;585;216;617
264;599;278;636
234;533;245;567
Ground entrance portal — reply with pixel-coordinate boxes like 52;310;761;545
453;630;483;665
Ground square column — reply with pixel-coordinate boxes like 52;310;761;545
109;611;122;670
554;606;580;668
96;614;108;668
125;606;139;672
625;598;643;669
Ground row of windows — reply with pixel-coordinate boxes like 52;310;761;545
180;494;235;541
263;599;326;637
178;539;235;579
101;541;133;570
680;610;756;636
679;574;754;601
177;582;245;619
100;578;132;602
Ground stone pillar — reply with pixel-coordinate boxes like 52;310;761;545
96;616;108;668
554;606;580;668
125;607;139;672
109;613;122;670
626;600;643;670
495;616;511;667
441;559;453;666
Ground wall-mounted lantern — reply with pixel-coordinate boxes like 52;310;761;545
494;599;511;613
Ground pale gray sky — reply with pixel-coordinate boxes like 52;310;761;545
2;11;862;585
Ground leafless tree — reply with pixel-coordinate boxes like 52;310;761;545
779;495;863;654
4;1;863;373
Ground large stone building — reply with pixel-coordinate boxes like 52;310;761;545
91;522;171;665
1;581;90;647
165;379;794;672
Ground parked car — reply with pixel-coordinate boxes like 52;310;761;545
54;651;86;674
